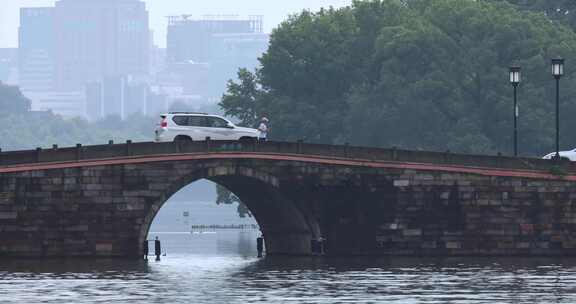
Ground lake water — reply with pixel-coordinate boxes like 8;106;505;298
2;231;576;303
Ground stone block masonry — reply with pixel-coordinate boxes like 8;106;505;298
0;141;575;258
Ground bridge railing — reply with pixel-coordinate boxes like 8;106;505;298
293;142;576;173
0;139;574;174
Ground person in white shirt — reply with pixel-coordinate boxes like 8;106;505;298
258;117;269;141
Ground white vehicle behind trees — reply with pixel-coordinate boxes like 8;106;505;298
155;112;260;142
542;148;576;161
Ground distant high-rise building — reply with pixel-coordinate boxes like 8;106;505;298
209;32;269;95
18;8;56;92
54;0;150;91
150;46;166;76
86;76;150;120
0;48;18;84
165;15;268;99
167;15;264;64
18;0;151;118
26;91;87;118
85;82;104;119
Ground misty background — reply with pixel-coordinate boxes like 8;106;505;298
2;0;576;224
0;0;351;225
1;0;352;48
0;0;350;124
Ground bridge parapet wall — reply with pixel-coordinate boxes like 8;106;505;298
0;140;574;174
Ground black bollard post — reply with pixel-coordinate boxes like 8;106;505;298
36;147;42;163
310;239;319;255
126;140;133;157
143;240;149;260
75;144;82;161
256;236;264;258
154;236;161;261
311;237;325;256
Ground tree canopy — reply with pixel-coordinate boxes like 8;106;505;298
490;0;576;30
0;82;31;115
216;185;252;218
0;81;154;150
220;0;576;156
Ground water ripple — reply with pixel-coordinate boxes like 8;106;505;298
2;234;576;303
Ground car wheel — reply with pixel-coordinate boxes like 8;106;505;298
174;135;192;142
239;137;257;144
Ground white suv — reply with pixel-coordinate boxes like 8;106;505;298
155;112;260;142
542;148;576;161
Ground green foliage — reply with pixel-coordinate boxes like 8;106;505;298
220;68;266;128
489;0;576;30
0;112;155;151
216;184;252;218
259;7;361;142
220;0;576;156
0;82;31;115
0;82;156;151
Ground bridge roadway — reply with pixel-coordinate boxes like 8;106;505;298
0;140;575;258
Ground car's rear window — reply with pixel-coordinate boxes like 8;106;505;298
172;116;188;126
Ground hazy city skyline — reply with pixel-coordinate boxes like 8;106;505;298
0;0;352;48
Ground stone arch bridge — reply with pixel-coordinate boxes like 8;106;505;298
0;140;575;258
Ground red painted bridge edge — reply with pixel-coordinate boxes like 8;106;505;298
0;152;573;182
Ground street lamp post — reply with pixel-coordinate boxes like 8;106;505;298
509;66;521;156
551;58;564;159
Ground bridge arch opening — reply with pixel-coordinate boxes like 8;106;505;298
146;179;258;256
138;167;322;256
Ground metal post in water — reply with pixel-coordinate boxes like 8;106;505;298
256;236;264;258
143;240;149;260
311;239;319;255
311;237;325;256
154;236;161;261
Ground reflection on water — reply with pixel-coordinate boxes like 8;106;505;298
147;230;259;257
2;231;576;303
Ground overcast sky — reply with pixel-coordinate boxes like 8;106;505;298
0;0;352;48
